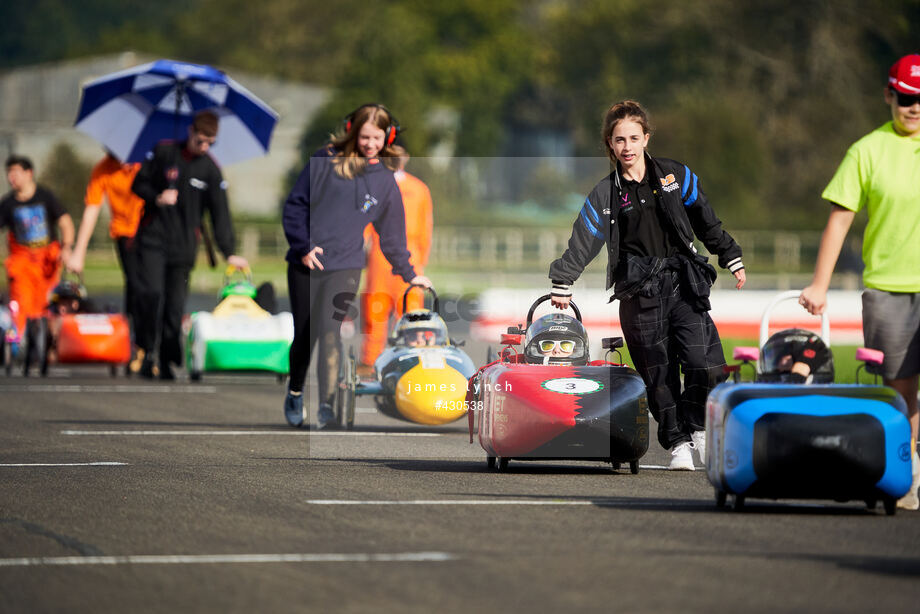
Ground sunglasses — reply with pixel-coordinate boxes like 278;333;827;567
891;88;920;107
539;339;576;353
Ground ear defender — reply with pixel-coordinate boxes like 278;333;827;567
343;104;400;146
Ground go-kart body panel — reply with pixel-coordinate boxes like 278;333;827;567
56;313;131;364
186;295;293;374
706;383;912;501
370;344;477;425
474;361;649;461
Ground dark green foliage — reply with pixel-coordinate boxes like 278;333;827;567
4;0;918;229
37;143;93;220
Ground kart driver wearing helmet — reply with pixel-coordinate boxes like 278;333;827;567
523;313;589;366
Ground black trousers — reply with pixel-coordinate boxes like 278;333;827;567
115;236;140;338
134;245;191;368
619;270;726;450
287;263;360;407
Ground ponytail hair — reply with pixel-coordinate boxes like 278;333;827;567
330;104;405;179
602;100;651;163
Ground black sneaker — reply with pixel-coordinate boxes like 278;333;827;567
139;357;156;380
159;362;176;381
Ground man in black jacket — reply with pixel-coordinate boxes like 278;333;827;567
132;110;248;379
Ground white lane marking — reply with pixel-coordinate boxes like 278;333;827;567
642;464;672;470
4;385;217;393
0;462;127;467
0;552;454;567
308;499;595;505
640;465;699;470
307;499;713;508
60;430;441;437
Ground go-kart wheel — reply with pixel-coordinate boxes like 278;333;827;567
21;320;33;377
344;351;357;430
189;371;202;382
336;347;357;430
0;335;8;375
883;497;896;516
629;460;639;474
731;494;745;512
37;318;50;377
4;334;13;376
487;456;496;469
715;488;727;508
335;365;345;424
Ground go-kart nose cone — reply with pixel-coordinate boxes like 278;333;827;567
395;364;470;425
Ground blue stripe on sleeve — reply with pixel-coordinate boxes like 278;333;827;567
684;173;699;206
582;198;600;225
579;207;603;238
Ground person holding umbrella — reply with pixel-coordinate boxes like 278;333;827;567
131;110;248;380
282;103;430;429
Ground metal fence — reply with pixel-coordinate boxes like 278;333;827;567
230;224;850;273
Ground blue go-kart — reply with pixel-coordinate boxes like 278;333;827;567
707;291;912;515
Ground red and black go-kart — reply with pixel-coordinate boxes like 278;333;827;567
466;295;650;472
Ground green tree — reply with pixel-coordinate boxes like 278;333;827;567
38;143;92;221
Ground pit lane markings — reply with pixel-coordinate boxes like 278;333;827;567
0;552;454;567
4;385;218;393
60;430;441;437
0;462;127;467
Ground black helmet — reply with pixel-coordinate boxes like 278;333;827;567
523;313;589;365
759;328;834;384
48;280;87;308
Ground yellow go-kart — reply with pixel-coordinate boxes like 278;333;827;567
336;285;476;428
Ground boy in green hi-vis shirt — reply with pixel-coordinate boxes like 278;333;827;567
800;54;920;510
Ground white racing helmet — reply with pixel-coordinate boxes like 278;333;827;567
391;310;449;347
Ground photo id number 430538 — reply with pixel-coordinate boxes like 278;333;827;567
434;400;483;412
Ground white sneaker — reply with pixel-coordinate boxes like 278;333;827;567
691;430;706;465
668;441;695;471
896;451;920;511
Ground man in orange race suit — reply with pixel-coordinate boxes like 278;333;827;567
359;153;433;375
1;155;75;335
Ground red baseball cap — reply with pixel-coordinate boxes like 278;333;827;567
888;54;920;94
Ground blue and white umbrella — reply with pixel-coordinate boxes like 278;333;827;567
74;59;279;166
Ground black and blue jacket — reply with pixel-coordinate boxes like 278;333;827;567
549;153;743;304
283;147;415;282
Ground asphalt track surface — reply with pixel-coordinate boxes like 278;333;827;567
2;332;919;612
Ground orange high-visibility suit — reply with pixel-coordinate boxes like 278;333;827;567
360;170;433;366
1;186;69;335
5;242;61;334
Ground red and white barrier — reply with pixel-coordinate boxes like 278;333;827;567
472;289;864;349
